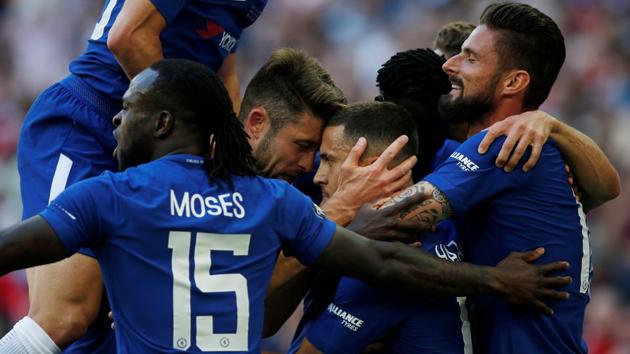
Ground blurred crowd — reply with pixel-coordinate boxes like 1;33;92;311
0;0;628;352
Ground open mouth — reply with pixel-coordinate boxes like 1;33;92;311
449;77;463;95
449;82;463;96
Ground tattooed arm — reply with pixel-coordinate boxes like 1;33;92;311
380;181;453;226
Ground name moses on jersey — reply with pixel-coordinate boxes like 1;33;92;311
170;189;245;219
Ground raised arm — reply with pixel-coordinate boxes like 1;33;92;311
108;0;242;112
478;110;621;210
0;216;68;276
107;0;166;79
217;53;241;113
315;226;571;315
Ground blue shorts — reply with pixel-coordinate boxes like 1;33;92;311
17;74;119;354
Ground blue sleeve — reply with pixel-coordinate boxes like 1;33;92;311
277;185;335;266
39;178;109;254
304;279;402;353
425;131;529;215
150;0;188;23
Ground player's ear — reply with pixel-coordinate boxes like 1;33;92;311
244;106;270;140
155;110;174;138
500;69;530;97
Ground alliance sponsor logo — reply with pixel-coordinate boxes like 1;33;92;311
327;303;364;332
450;152;480;172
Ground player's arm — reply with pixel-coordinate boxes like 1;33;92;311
314;225;571;315
263;253;313;337
366;181;452;230
0;216;68;276
263;199;397;337
217;53;241;113
478;110;621;210
264;176;429;335
108;0;242;112
296;338;323;354
107;0;166;79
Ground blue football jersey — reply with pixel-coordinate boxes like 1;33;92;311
40;154;335;353
425;131;591;354
288;221;469;354
70;0;267;101
288;139;470;354
430;138;460;172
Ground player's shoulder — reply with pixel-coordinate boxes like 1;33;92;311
467;129;560;155
442;138;461;152
432;139;461;169
236;175;299;200
467;130;503;150
94;158;173;193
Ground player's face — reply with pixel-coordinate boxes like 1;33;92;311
112;69;159;171
438;25;502;125
313;125;351;203
253;112;323;183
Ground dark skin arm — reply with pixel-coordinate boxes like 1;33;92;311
3;213;569;328
0;216;68;276
315;225;571;315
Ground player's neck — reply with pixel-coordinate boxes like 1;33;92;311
153;144;205;160
466;101;523;138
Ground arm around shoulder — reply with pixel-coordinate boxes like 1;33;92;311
217;53;241;113
550;117;621;209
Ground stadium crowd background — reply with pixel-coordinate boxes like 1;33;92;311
0;0;627;352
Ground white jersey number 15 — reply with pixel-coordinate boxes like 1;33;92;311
169;231;251;352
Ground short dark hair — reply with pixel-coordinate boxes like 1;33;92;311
147;59;257;186
480;2;565;110
328;101;418;165
433;21;476;58
240;48;347;131
376;48;450;179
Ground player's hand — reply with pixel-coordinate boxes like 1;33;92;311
348;193;432;244
478;110;557;172
491;247;571;315
334;135;417;209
